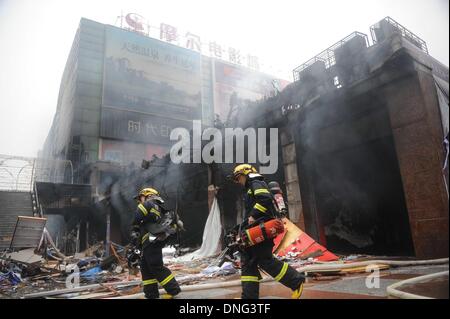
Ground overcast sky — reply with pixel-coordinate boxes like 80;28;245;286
0;0;448;158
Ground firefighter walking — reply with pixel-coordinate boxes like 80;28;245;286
231;164;305;299
130;188;181;299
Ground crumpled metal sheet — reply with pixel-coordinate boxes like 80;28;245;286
9;216;47;249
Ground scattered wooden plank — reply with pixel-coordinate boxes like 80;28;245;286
23;280;141;298
71;292;118;299
340;264;390;273
98;283;122;297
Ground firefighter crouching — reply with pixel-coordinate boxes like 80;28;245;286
231;164;305;299
130;187;182;299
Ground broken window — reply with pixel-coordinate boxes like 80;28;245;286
334;76;342;89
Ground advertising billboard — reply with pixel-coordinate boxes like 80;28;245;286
101;25;202;144
214;60;289;122
100;139;168;166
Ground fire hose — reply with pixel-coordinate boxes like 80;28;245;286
293;257;449;274
386;270;449;299
109;257;448;299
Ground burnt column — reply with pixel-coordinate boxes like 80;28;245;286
383;65;449;258
280;127;306;230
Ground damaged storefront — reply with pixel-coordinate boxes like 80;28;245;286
1;16;448;300
251;18;449;258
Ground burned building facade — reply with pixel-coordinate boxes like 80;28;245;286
37;18;284;252
242;17;448;258
32;16;448;259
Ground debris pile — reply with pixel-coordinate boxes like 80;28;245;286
0;242;141;299
0;214;397;299
0;241;240;299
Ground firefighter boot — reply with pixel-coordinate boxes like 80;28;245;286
292;280;305;299
142;279;159;299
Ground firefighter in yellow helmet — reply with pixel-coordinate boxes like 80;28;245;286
231;164;305;299
130;187;181;299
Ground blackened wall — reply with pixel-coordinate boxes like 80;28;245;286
292;86;414;255
95;157;209;247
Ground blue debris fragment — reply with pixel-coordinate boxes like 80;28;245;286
0;271;22;285
80;266;102;280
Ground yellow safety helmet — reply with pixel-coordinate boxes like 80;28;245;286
232;164;257;182
134;187;159;200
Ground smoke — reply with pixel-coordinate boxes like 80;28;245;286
91;152;211;247
224;20;431;255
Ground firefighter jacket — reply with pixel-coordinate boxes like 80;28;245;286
131;199;165;247
243;173;276;223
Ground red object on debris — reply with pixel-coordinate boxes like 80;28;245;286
272;219;338;262
272;229;286;252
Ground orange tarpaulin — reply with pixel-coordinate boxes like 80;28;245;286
273;218;338;262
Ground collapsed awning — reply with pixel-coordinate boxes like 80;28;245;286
273;218;338;262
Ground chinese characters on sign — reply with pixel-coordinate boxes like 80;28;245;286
101;107;193;145
128;120;172;138
120;13;262;71
128;120;141;134
185;32;201;52
228;48;241;65
160;23;178;43
246;55;260;71
209;41;223;58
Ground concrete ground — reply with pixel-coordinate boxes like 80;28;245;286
175;264;449;299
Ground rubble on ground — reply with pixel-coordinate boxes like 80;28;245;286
0;242;139;299
2;242;448;299
0;240;336;299
2;214;443;299
0;217;358;299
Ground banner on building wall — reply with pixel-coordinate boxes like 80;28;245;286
101;25;201;145
103;26;202;114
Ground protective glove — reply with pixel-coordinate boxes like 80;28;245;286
126;247;141;269
130;231;140;246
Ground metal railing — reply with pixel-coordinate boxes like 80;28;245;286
0;154;74;192
293;32;369;81
0;155;35;192
370;16;428;54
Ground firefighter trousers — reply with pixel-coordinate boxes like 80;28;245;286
240;240;305;299
140;240;181;299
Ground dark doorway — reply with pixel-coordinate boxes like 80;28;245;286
311;136;414;256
